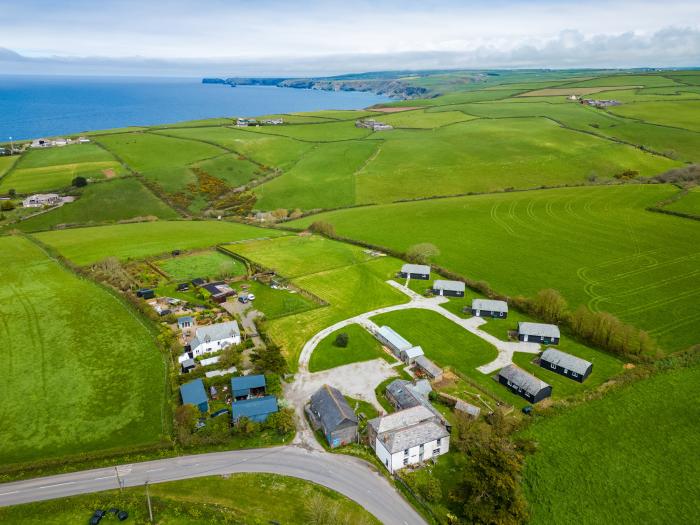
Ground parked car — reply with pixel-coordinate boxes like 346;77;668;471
247;293;256;301
238;295;248;304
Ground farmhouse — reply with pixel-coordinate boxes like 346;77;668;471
180;378;209;412
368;406;450;474
30;138;51;148
231;396;278;423
261;118;284;125
414;355;443;381
231;374;266;400
498;364;552;403
202;281;236;303
470;298;509;318
22;193;61;208
307;385;358;448
376;325;414;358
355;119;393;131
180;320;241;363
518;322;560;344
385;379;450;430
399;263;431;280
540;348;593;383
432;279;465;297
177;316;194;330
402;345;425;364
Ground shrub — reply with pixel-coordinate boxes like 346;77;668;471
1;200;15;211
406;242;440;264
72;176;88;187
334;332;349;348
308;221;336;237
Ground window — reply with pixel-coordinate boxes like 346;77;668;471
436;438;442;446
434;447;441;455
404;449;409;456
403;457;408;466
550;363;556;369
572;372;579;377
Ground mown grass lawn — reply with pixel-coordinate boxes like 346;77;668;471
0;473;380;524
520;364;700;525
156;250;246;281
242;280;318;320
309;323;392;372
33;220;286;265
0;237;166;470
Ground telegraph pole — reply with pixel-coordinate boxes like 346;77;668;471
145;481;154;522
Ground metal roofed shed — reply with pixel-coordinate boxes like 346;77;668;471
414;355;443;381
470;298;509;318
498;364;552;403
231;374;266;399
455;400;481;418
376;326;414;357
518;322;560;344
401;345;425;364
540;348;593;383
399;263;431;280
231;395;278;423
309;385;358;448
180;378;209;412
180;358;196;373
432;279;465;297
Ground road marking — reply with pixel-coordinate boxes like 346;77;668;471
38;481;76;489
94;476;115;480
0;491;19;496
146;468;165;473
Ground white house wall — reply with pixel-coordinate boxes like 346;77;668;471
374;436;450;474
191;335;240;357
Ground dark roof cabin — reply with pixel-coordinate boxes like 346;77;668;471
180;378;209;412
540;348;593;382
136;288;155;300
518;322;560;344
432;279;465;297
191;277;206;287
399;263;431;280
181;358;196;374
498;365;552;403
470;298;508;318
308;385;358;448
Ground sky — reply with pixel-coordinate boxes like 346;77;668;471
0;0;698;77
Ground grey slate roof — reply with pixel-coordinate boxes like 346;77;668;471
433;279;465;292
401;263;430;275
518;322;560;339
498;365;551;396
377;326;413;352
385;379;447;427
540;348;592;375
381;420;449;454
472;298;509;313
455;400;481;417
310;385;358;432
368;405;435;435
414;355;443;377
191;320;240;348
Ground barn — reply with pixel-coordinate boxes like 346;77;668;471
231;374;266;400
498;365;552;403
376;326;414;359
414;355;443;381
539;348;593;383
517;322;560;344
308;385;358;448
180;378;209;412
231;396;278;423
399;263;431;280
401;345;425;365
432;280;465;297
470;298;508;318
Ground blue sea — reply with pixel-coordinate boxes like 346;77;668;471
0;75;391;140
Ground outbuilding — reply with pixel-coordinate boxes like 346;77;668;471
376;326;413;358
308;385;358;448
470;298;509;318
518;322;560;344
231;374;266;400
191;277;206;287
432;280;465;297
180;358;196;374
539;348;593;382
414;355;443;382
136;288;155;300
399;263;431;280
231;396;278;423
454;400;481;419
401;345;425;365
180;378;209;412
497;365;552;403
177;316;194;330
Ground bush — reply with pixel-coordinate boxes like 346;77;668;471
72;176;88;187
406;243;440;264
308;221;336;237
1;200;15;211
265;408;295;436
334;332;349;348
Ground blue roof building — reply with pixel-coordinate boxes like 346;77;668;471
231;374;266;399
180;378;209;413
231;396;278;423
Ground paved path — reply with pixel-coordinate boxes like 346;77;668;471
0;447;426;525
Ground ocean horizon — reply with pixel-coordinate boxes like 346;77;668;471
0;75;391;141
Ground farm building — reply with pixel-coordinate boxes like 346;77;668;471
454;400;481;419
470;298;509;318
136;288;155;300
177;316;194;330
414;355;443;381
498;364;552;403
518;322;560;344
177;283;189;292
22;193;61;208
401;345;425;365
432;280;465;297
199;355;221;367
307;385;358;448
385;379;450;430
540;348;593;383
376;325;414;358
180;378;209;412
231;374;266;400
180;358;196;374
399;263;431;280
180;321;241;363
203;281;236;303
368;405;450;474
191;277;206;287
231;396;278;423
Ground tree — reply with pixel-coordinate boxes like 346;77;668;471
266;408;295;436
8;188;16;198
253;343;287;375
530;289;568;324
219;345;242;369
419;476;442;502
174;404;198;445
308;221;336;237
72;176;88;187
1;200;15;211
406;243;440;264
334;332;349;348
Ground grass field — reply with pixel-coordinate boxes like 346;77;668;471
241;280;318;320
0;155;18;178
609;100;700;132
34;221;286;265
309;323;391;372
155;250;246;280
0;236;166;468
664;187;700;216
191;153;265;187
290;184;700;352
521;364;700;525
15;178;179;232
0;473;379;524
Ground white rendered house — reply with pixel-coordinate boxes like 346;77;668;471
178;321;240;363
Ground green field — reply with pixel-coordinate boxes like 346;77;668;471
0;155;19;178
290;184;700;352
664;187;700;216
521;364;700;525
0;144;124;194
156;250;246;280
309;323;391;372
241;280;318;320
15;178;179;232
609;100;700;132
0;473;379;524
0;236;166;468
191;153;265;187
34;221;285;265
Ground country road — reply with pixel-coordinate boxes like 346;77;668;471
0;446;426;525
